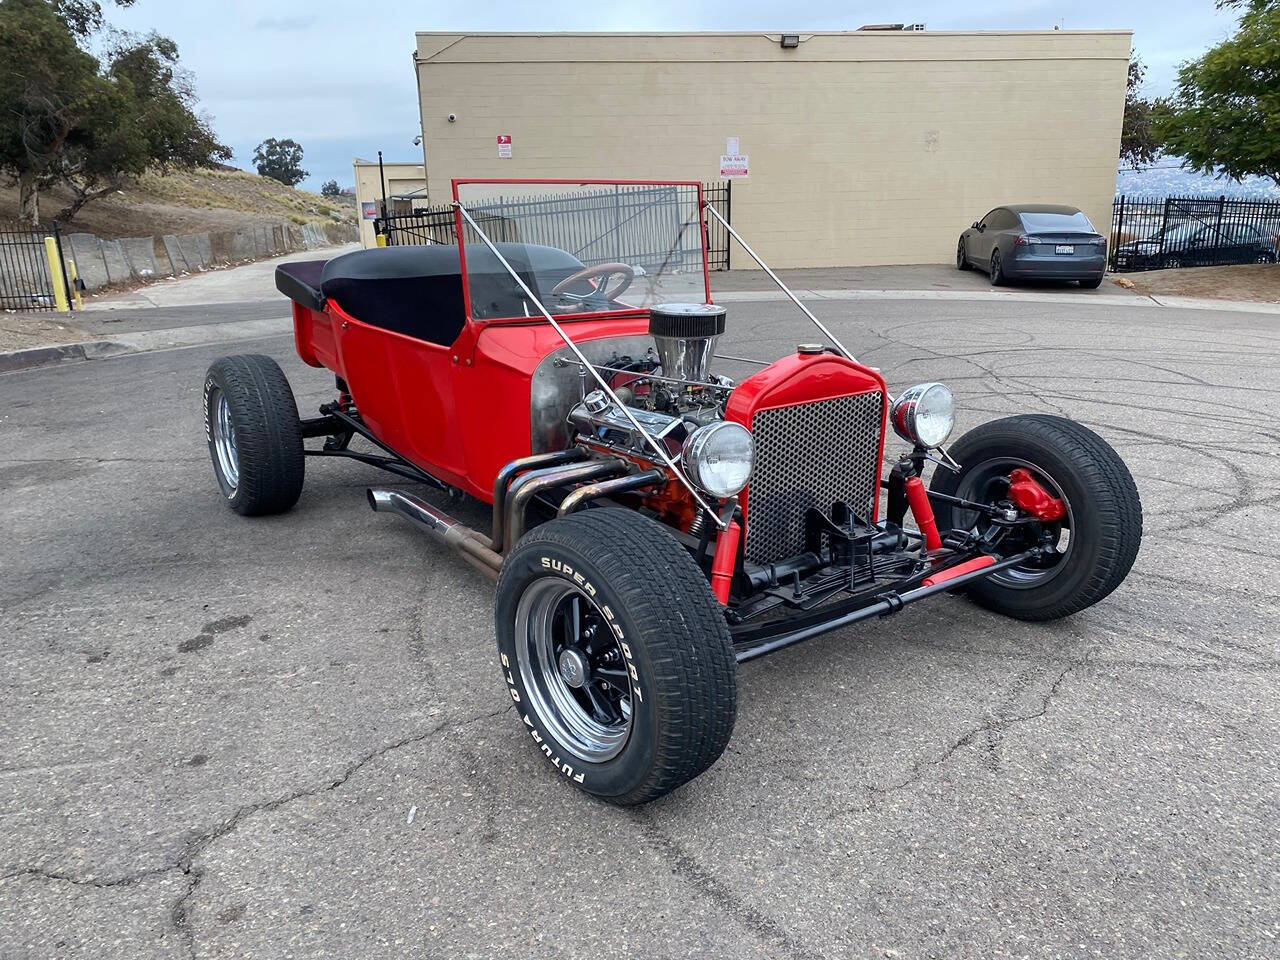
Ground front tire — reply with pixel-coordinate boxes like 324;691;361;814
956;238;970;270
203;355;304;516
495;508;737;805
930;415;1142;621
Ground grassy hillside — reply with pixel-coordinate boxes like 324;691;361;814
0;167;357;239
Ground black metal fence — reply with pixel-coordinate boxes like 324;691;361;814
375;181;733;271
1110;195;1280;272
0;223;66;311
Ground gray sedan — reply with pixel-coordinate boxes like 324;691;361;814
957;204;1107;288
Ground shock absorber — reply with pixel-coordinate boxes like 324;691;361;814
904;474;943;554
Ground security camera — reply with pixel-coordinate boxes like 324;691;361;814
412;135;422;146
447;113;457;123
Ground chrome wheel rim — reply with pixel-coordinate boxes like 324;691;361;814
954;457;1075;589
211;390;240;491
514;578;633;763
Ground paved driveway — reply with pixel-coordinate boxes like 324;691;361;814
1;295;1276;959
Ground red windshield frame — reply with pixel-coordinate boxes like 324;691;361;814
450;178;713;326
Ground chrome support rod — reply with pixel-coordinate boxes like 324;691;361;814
454;201;725;530
702;203;856;364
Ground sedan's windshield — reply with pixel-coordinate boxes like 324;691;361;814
1018;211;1095;233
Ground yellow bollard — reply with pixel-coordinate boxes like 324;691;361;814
43;236;70;313
65;257;84;310
375;233;388;247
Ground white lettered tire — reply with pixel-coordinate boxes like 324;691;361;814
495;508;737;805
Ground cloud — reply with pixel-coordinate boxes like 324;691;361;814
252;15;318;31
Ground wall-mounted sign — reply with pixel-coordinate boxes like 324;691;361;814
726;136;740;155
720;154;749;179
497;134;512;159
361;201;378;220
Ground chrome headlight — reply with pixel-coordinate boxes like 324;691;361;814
682;421;754;498
890;382;955;449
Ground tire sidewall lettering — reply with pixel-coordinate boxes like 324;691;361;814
499;556;646;786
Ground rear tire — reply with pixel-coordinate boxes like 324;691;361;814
989;250;1006;285
930;415;1142;621
1080;276;1103;289
203;355;304;516
495;508;737;805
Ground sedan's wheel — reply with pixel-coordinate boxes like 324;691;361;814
956;239;970;270
989;250;1005;285
203;355;304;516
496;508;737;805
1161;255;1182;269
930;415;1142;621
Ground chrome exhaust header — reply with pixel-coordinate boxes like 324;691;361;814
367;488;503;579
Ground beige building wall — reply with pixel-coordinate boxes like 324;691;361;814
414;31;1130;268
352;160;428;248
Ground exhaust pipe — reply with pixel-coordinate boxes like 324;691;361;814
367;488;503;579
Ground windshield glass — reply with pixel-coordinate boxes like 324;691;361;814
1018;211;1095;233
453;181;710;322
1150;222;1206;243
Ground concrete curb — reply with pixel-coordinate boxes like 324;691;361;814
0;340;132;374
0;316;292;374
712;287;1280;314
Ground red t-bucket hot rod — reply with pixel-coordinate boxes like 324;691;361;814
203;180;1142;804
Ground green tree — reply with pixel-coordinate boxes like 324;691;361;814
1120;55;1162;170
0;0;229;224
252;138;307;187
1158;0;1280;184
319;178;340;196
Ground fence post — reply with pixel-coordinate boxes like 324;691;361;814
1213;195;1226;264
1113;195;1125;270
725;180;732;271
43;234;70;313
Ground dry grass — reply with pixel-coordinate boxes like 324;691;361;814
0;167;356;239
1118;263;1280;303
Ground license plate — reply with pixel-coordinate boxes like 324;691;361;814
1055;244;1075;255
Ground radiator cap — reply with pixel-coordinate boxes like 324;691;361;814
796;343;825;355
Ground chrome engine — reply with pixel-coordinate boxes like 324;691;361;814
565;303;733;460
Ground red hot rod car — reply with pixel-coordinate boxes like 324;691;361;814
203;180;1142;804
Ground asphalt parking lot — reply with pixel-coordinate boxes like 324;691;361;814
2;293;1277;959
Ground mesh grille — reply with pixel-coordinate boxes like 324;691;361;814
745;392;884;563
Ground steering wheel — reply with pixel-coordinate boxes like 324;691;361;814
550;263;635;306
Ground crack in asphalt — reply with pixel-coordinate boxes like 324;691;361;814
637;817;829;960
1;704;510;958
860;643;1095;806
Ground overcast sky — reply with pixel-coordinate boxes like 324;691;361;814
105;0;1242;190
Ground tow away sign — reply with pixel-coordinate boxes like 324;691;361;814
497;134;512;159
719;154;749;179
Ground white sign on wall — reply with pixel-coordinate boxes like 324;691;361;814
719;154;749;179
726;136;740;155
496;134;512;159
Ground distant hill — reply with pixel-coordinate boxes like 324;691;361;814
1117;162;1280;199
0;167;358;238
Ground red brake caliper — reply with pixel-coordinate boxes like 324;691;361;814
1006;468;1066;522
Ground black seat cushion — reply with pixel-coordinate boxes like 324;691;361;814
274;259;328;311
317;244;585;347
